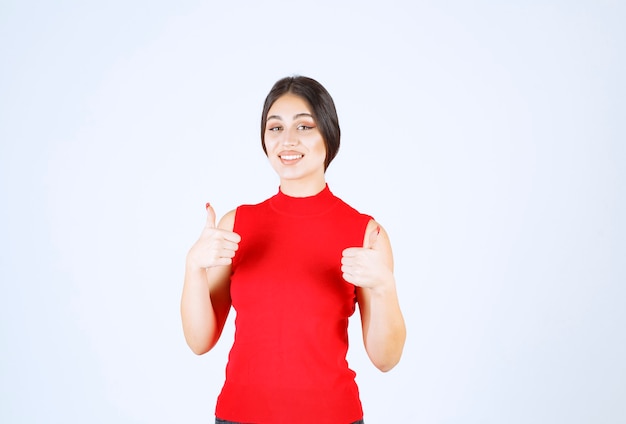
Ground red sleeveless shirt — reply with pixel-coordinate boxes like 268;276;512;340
215;185;372;423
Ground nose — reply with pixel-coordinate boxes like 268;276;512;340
282;127;299;146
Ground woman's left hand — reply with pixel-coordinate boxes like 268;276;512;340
341;224;394;292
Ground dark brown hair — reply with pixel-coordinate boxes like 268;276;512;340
261;76;340;170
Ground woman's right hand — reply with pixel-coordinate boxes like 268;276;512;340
186;203;241;270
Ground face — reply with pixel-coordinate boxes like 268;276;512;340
264;93;327;187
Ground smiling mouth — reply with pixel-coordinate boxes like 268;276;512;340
279;154;303;161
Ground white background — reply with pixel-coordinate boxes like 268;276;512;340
1;1;624;423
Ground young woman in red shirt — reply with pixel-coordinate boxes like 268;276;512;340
181;76;406;424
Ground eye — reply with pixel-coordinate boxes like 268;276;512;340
267;125;282;132
297;124;315;130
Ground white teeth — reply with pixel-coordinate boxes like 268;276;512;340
280;154;303;160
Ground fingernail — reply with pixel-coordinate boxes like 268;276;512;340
205;202;211;210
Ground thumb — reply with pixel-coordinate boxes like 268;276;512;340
205;202;216;228
367;225;381;249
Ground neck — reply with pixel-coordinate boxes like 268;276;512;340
279;177;327;197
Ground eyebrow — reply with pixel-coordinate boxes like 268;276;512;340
266;112;314;122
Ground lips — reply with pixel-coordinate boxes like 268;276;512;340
278;151;304;162
280;154;303;160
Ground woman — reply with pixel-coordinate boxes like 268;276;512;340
181;76;406;424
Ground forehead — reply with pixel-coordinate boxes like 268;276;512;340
267;93;312;117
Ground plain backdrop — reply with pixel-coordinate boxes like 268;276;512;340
1;1;624;423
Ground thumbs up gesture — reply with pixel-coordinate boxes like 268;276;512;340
341;221;394;291
187;203;241;269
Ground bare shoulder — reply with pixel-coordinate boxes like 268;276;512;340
363;218;391;244
218;209;237;231
364;218;379;238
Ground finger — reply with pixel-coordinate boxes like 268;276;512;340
218;248;237;260
342;269;355;284
342;247;360;258
212;257;234;267
342;269;364;287
223;231;242;244
219;240;240;253
205;202;216;229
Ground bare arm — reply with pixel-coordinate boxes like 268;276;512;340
342;220;406;372
180;206;240;355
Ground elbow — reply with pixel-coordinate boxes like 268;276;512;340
376;362;398;373
189;343;210;356
184;333;214;356
181;316;220;355
367;332;406;372
371;352;403;373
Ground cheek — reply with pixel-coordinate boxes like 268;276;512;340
314;139;327;157
263;135;278;152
